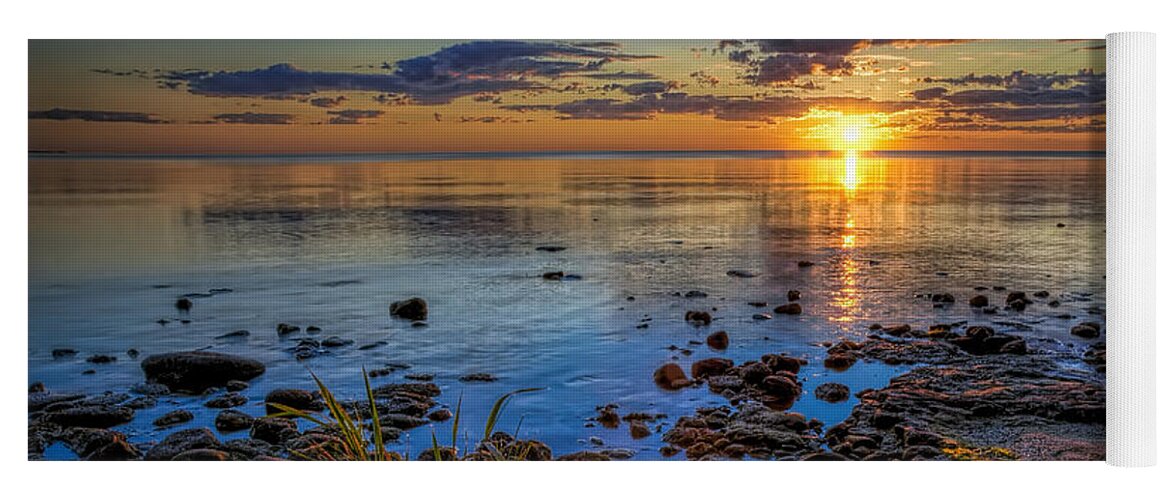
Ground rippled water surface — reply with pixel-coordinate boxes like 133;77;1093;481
29;152;1106;459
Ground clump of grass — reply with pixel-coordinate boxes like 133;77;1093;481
269;369;543;461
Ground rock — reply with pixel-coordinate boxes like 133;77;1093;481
43;405;135;428
798;260;815;268
824;353;857;371
127;349;140;359
172;449;231;461
250;418;298;444
205;393;248;409
760;375;802;408
29;382;45;394
404;373;435;381
1006;291;1032;311
931;293;956;304
706;331;729;350
263;389;321;415
411;321;429;328
427;409;453;422
815;383;850;403
535;245;567;252
141;351;266;393
663;404;820;460
542;271;565;280
787;290;801;301
594;405;620;428
389;297;428;321
459;373;498;382
215;410;255;433
727;270;757;278
146;428;222;460
753;313;773;320
691;358;734;379
1033;291;1050;298
761;354;804;374
61;428;141;460
558;450;612;461
175;298;193;312
969;295;989;307
630;421;652;439
358;341;387;350
215;330;250;339
684;310;712;326
653;363;691;390
306;326;322;333
29;392;84;411
748;301;767;307
684;290;708;298
153;410;194;428
947;326;1028;355
773;303;802;315
1071;322;1101;339
52;348;78;358
276;323;300;335
225;380;250;392
86;354;117;364
380;414;429;430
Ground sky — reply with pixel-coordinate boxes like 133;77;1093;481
28;39;1106;153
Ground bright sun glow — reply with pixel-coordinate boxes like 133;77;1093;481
842;125;862;144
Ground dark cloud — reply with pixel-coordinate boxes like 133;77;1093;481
923;69;1103;91
326;109;384;125
581;71;661;80
690;71;720;87
503;92;918;123
954;103;1105;122
309;96;347;108
29;108;166;124
619;81;682;95
212;112;294;125
570;41;622;49
734;39;973;85
912;87;949;100
921;121;1105;133
157;41;655;105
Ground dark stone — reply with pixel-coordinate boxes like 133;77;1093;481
389;297;428;321
205;393;248;409
1071;322;1101;339
630;420;652;439
787;290;801;301
798;261;815;268
773;303;802;315
706;331;729;350
824;353;857;371
215;330;250;339
172;449;231;461
535;245;566;252
43;405;135;428
727;270;757;278
931;293;956;304
140;351;266;392
215;410;255;433
969;295;989;307
380;413;428;430
691;358;734;379
250;418;298;444
52;348;79;358
815;382;850;403
277;323;300;335
458;373;498;382
225;380;250;392
761;354;804;374
427;409;453;422
175;298;193;312
86;354;117;364
29;382;45;393
684;310;712;326
146;428;221;461
264;389;321;415
153;409;194;428
542;271;565;280
653;363;691;390
319;337;352;348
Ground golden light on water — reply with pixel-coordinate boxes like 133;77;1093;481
842;151;860;191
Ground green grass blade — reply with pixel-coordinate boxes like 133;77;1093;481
450;392;463;448
431;427;442;462
483;387;543;441
363;367;385;460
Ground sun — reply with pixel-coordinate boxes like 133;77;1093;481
842;125;863;144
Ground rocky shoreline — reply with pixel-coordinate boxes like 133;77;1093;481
29;288;1106;461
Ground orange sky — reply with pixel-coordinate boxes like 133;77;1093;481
29;40;1107;153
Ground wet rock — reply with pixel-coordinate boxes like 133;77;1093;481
558;450;612;461
630;420;652;439
389;297;428;321
427;409;453;422
1083;342;1106;372
815;383;850;403
823;353;857;371
52;348;78;358
663;404;820;460
706;331;729;350
931;293;956;304
773;303;802;315
787;290;801;302
380;413;429;430
250;418;299;445
306;326;322;333
146;428;222;461
969;295;989;308
1033;291;1050;298
459;373;498;382
761;354;804;375
61;428;141;461
225;380;249;392
29;392;84;412
86;354;117;364
748;301;767;307
291;339;322;360
205;393;248;409
411;321;429;328
798;261;815;268
595;405;620;429
727;270;757;278
1006;292;1032;311
535;245;567;252
1071;322;1101;339
215;410;255;433
141;351;266;393
172;449;231;461
153;409;194;428
127;349;140;359
43;405;135;428
752;313;773;320
684;310;712;326
404;373;435;381
175;298;193;312
215;330;250;339
276;323;300;335
542;271;565;280
358;341;387;350
29;382;45;394
947;326;1028;355
691;358;734;379
653;363;692;390
265;389;321;414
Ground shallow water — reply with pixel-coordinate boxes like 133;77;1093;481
28;152;1106;459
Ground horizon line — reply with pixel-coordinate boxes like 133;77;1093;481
29;149;1107;160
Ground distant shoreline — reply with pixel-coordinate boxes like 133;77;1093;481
28;150;1107;161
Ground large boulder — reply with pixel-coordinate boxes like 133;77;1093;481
140;351;266;392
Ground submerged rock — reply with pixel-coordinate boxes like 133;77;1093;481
706;331;729;350
814;383;850;403
389;297;428;321
773;303;802;315
140;351;266;393
458;373;498;382
1071;322;1101;339
969;295;989;308
653;363;691;390
787;290;801;302
684;310;712;326
174;298;193;312
726;270;758;278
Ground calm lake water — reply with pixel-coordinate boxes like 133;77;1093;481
28;152;1106;459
